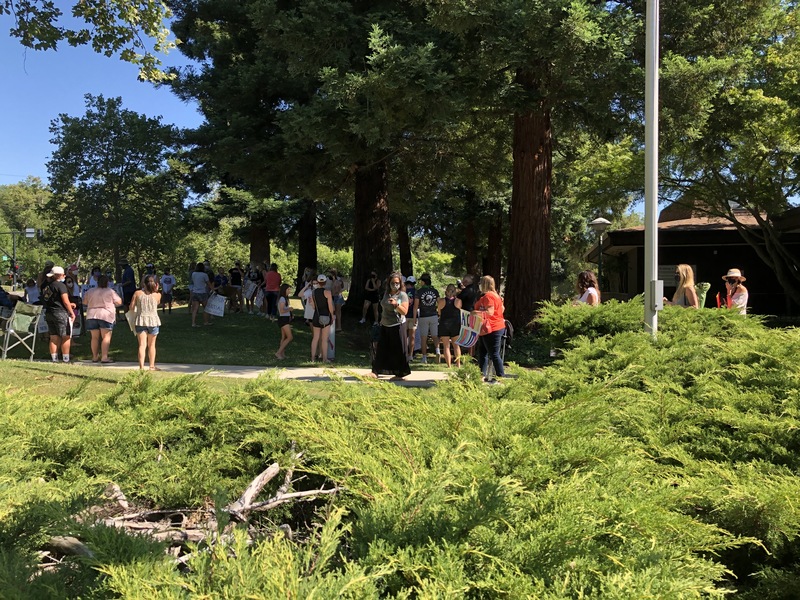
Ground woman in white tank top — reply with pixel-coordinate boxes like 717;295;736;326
575;270;600;306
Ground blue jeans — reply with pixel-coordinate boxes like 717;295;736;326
479;328;506;378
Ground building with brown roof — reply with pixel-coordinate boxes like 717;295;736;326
588;203;800;315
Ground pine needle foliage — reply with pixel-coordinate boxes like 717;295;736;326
2;305;800;597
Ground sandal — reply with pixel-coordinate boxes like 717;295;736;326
92;357;100;363
149;366;161;371
101;359;114;364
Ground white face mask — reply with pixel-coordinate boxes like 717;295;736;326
390;282;400;291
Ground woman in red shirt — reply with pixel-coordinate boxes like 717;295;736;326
472;275;506;381
264;263;282;320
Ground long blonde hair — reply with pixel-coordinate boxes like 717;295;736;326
479;275;496;293
672;264;695;305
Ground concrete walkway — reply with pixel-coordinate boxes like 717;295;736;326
74;361;450;388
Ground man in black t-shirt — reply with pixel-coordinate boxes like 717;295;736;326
41;265;77;363
414;273;440;363
457;274;478;312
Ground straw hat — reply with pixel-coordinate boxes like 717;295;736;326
722;268;746;282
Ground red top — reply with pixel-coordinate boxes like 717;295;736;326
264;270;282;292
475;291;505;334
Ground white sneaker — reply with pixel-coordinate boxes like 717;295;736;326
249;310;254;315
359;318;366;324
421;355;428;364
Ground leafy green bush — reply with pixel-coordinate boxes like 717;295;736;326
536;295;761;350
4;309;800;597
415;251;456;278
317;245;353;277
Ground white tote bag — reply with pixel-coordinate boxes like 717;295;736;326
37;310;49;334
205;292;227;317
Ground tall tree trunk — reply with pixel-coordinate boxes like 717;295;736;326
347;160;393;310
396;218;413;277
464;219;480;276
505;97;552;328
485;212;503;286
249;221;271;267
296;199;317;285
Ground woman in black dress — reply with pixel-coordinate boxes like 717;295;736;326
371;272;411;379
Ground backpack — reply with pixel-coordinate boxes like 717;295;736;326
504;319;514;346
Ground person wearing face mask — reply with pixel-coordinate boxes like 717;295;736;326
722;268;748;315
664;264;698;308
88;266;103;289
41;266;77;363
370;272;411;379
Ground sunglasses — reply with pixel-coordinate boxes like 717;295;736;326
726;278;739;284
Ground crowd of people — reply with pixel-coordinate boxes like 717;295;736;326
10;256;749;374
366;271;508;383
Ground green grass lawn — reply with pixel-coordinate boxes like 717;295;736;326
11;300;460;370
0;357;253;400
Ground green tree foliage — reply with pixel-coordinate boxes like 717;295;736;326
416;0;643;326
44;94;187;273
168;0;470;307
660;3;800;304
0;177;55;280
1;0;176;80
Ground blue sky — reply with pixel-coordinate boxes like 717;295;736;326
0;34;204;185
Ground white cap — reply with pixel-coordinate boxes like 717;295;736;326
406;276;417;283
317;274;328;283
47;266;65;277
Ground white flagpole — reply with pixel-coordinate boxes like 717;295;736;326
644;0;661;336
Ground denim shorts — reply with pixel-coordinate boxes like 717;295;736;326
192;292;209;304
135;325;160;335
86;318;115;331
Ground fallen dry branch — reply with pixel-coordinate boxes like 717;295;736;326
43;448;341;572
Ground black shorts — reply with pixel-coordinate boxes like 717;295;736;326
439;319;460;338
46;311;72;337
278;316;292;328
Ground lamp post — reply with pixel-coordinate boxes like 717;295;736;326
589;217;611;291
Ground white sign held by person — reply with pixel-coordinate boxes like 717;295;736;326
205;292;227;317
243;279;257;300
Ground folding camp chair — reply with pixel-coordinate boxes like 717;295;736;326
1;303;44;360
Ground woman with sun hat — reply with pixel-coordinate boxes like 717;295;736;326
722;268;748;315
